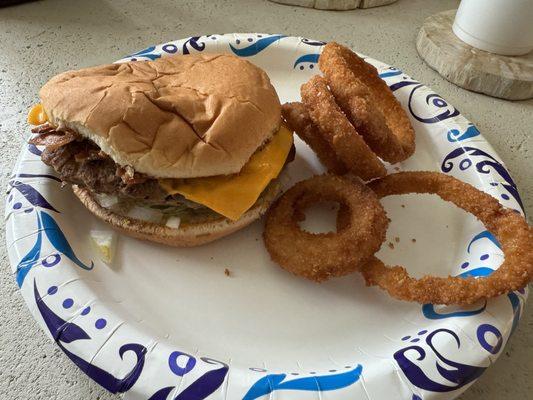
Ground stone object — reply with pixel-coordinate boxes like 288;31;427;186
416;10;533;100
268;0;397;10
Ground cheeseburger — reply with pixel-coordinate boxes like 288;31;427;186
27;54;294;246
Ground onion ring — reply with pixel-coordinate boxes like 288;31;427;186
360;171;533;305
263;174;388;282
301;75;386;181
319;42;415;163
281;102;347;175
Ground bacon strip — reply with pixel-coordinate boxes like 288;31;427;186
29;124;81;152
29;130;79;152
31;123;56;134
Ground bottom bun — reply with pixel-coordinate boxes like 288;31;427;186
72;183;281;247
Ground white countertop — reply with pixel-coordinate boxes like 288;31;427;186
0;0;531;399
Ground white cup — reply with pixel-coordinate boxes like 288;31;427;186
452;0;533;56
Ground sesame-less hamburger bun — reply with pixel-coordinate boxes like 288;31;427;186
28;54;294;246
39;54;282;178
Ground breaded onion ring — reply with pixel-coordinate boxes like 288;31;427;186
264;175;388;282
281;102;347;175
301;76;386;181
319;42;415;163
360;171;533;305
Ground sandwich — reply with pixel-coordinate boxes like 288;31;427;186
27;53;294;246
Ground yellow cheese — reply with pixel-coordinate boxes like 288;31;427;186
28;103;48;125
159;125;293;221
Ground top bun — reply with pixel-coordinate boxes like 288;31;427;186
39;54;281;178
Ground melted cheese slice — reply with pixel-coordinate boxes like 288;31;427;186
28;103;48;125
159;125;293;221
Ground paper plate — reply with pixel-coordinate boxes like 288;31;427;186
6;34;527;400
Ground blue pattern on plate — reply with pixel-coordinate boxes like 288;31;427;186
394;328;487;393
467;231;500;253
409;85;460;123
11;173;62;182
230;35;286;57
16;213;43;287
182;36;206;55
441;146;524;213
34;280;146;393
28;143;42;156
293;53;320;69
447;124;481;142
148;356;228;400
422;230;519;322
41;211;94;271
11;171;93;287
243;365;362;400
16;211;93;286
8;180;58;212
379;69;403;78
127;46;161;61
300;38;326;46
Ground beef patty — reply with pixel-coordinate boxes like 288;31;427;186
41;139;177;202
29;122;180;203
35;125;294;204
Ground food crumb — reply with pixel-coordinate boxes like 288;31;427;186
224;268;231;277
394;236;400;243
388;242;394;249
401;204;405;208
411;238;416;243
210;256;214;260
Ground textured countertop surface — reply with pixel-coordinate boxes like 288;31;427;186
0;0;531;399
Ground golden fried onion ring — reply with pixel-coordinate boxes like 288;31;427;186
301;76;386;181
361;171;533;305
319;42;415;163
264;175;388;282
281;102;347;175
